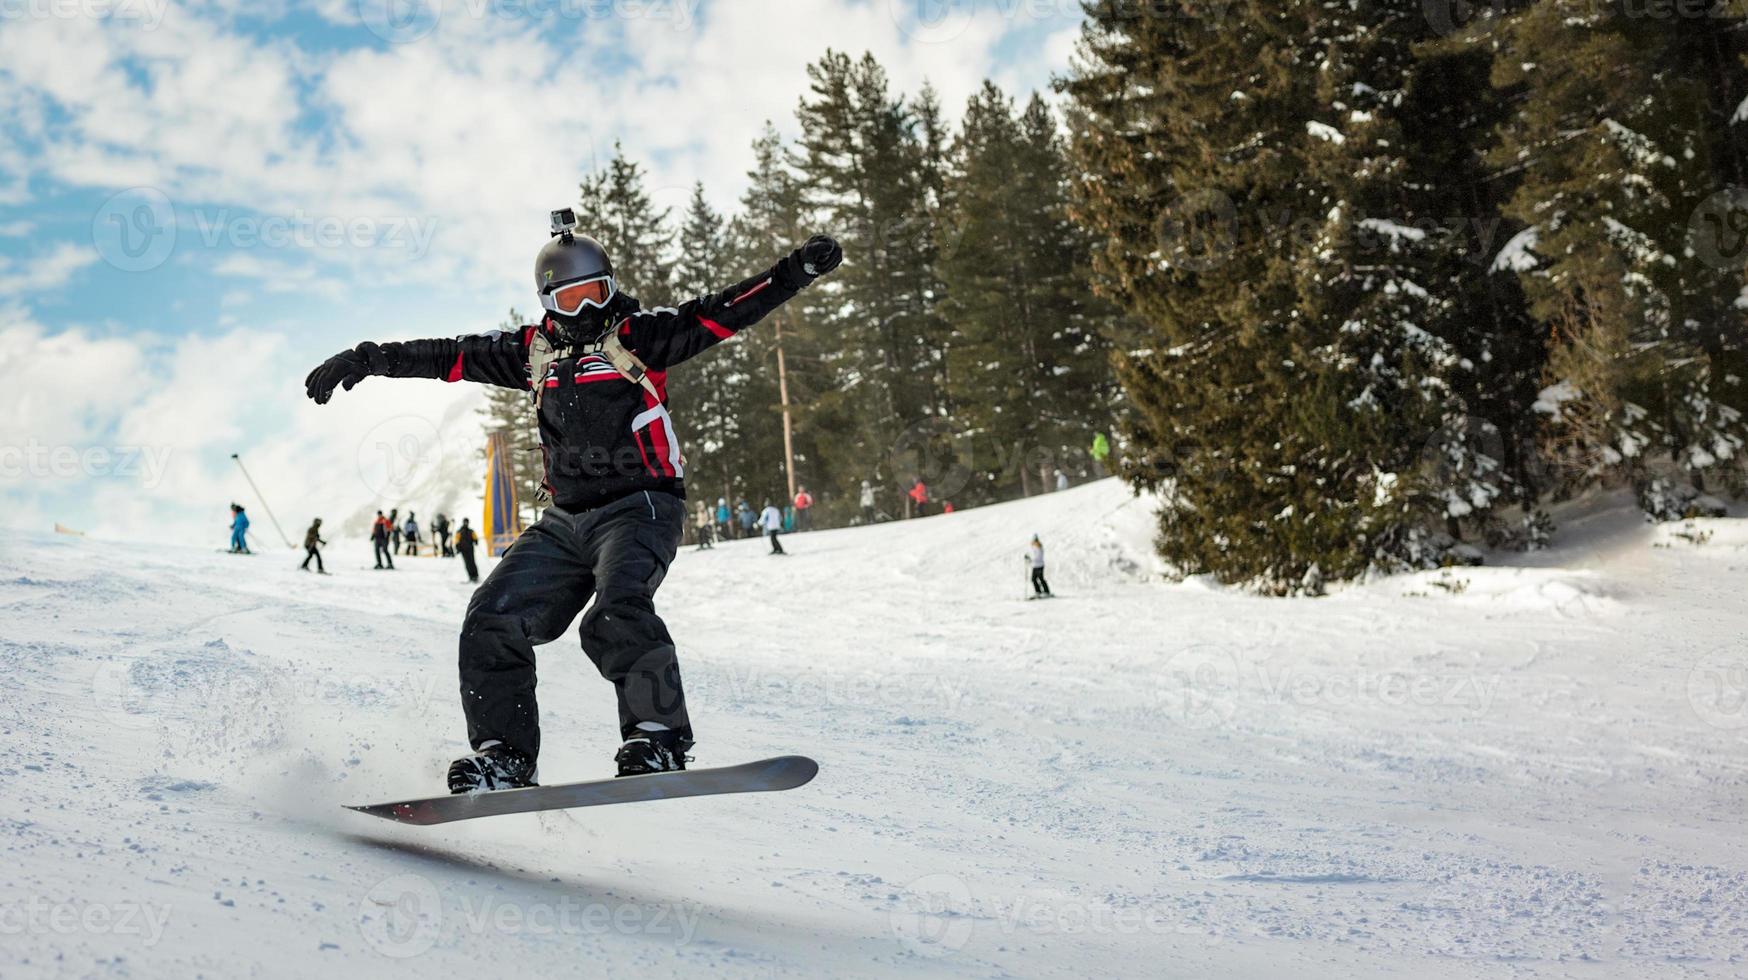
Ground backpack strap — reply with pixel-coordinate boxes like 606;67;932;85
595;328;662;403
526;321;661;406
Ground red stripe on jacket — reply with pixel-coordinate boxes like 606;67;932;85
729;278;771;306
446;352;465;382
698;316;733;340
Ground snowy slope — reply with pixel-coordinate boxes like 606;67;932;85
1;479;1745;978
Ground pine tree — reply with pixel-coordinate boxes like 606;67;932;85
1488;2;1748;510
578;142;675;305
792;51;945;503
940;83;1117;503
667;182;741;503
1062;1;1505;589
724;124;811;509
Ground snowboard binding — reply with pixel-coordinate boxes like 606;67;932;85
447;742;538;794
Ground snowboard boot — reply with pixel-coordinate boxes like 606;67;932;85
614;728;693;777
447;741;537;794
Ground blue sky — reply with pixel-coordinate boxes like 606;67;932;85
0;0;1083;545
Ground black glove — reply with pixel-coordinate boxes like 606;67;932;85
304;347;371;404
778;235;843;289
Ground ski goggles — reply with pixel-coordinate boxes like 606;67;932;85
540;274;616;316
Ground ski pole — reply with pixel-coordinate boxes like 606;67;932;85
230;452;295;549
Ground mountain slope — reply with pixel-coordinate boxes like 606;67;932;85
0;479;1744;977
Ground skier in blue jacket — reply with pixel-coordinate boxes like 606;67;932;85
228;503;251;554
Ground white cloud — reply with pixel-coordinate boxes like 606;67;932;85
0;0;1079;543
0;311;488;546
0;243;98;296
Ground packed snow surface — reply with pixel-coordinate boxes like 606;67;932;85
1;479;1745;978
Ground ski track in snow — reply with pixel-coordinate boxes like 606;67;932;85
0;479;1745;978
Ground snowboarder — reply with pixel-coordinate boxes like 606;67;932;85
859;480;876;524
794;486;814;531
371;510;395;570
228;504;251;554
1027;535;1052;598
403;512;421;557
736;498;756;540
761;499;786;555
455;518;480;584
300;518;327;573
908;478;929;518
304;207;841;790
388;507;401;554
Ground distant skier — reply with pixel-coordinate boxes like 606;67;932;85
403;512;421;557
761;499;786;555
715;497;732;538
737;498;756;540
433;513;453;557
304;205;841;789
908;478;929;518
454;518;480;584
859;480;876;524
794;486;815;531
1055;469;1069;493
300;518;327;573
371;510;395;570
1027;535;1052;598
388;508;401;554
693;501;714;551
228;503;251;554
1091;431;1111;475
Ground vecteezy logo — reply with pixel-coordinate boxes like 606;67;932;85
1155;189;1237;273
1690;188;1748;269
358;874;442;958
1422;0;1482;37
889;873;974;957
1687;650;1748;730
92;187;177;272
357;0;440;44
1154;643;1241;730
356;415;445;501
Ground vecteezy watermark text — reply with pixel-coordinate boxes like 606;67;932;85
0;442;173;488
0;897;172;947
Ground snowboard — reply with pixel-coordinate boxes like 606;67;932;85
345;755;818;826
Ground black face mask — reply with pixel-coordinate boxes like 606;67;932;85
547;292;638;348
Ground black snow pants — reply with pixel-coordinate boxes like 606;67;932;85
301;546;324;572
1031;566;1051;596
459;546;479;582
458;490;688;761
374;540;393;568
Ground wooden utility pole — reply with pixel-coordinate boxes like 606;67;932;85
775;315;798;502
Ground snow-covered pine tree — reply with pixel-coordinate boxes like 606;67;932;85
1063;0;1491;589
1488;1;1748;513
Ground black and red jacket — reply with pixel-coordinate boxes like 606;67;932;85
353;261;801;511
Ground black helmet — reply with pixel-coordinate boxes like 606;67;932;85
536;208;615;314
